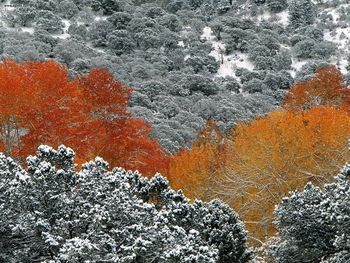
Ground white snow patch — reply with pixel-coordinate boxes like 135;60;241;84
20;27;34;34
290;59;310;78
324;27;350;50
234;53;255;71
201;27;255;78
256;12;272;23
94;16;108;21
324;20;350;75
336;58;348;75
62;19;71;38
328;9;340;23
201;26;215;42
277;11;289;27
52;19;71;39
16;171;29;181
291;59;308;72
2;0;14;11
86;42;106;54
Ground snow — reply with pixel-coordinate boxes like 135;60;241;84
2;0;14;11
201;27;255;78
16;171;29;181
20;27;34;34
324;27;350;50
178;40;185;47
256;12;272;23
86;42;106;54
0;2;72;39
277;11;289;27
201;26;215;42
38;145;52;154
94;16;108;21
52;19;71;39
234;53;255;71
329;9;340;23
337;58;348;74
290;59;308;78
323;9;350;75
254;10;289;27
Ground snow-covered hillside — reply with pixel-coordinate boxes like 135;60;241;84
0;0;350;153
202;26;254;79
202;0;350;82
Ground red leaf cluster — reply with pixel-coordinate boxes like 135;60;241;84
0;60;168;176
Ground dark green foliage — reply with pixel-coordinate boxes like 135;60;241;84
107;30;135;55
266;0;288;13
0;145;252;262
273;163;350;262
91;0;123;15
34;11;64;33
107;12;132;29
88;20;114;47
289;0;316;29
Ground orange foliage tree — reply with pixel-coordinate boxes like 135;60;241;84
220;106;350;243
167;120;227;200
167;67;350;244
283;65;350;111
0;60;167;176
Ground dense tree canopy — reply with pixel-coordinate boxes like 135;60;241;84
167;120;228;200
272;162;350;262
0;60;168;176
169;106;350;243
168;66;350;243
223;106;350;241
0;145;251;262
284;66;350;111
1;0;350;259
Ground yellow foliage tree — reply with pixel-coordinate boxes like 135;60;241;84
167;120;227;200
218;106;350;243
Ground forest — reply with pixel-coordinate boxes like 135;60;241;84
0;0;350;262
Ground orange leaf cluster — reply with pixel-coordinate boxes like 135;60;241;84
167;120;228;200
226;106;350;241
0;60;167;176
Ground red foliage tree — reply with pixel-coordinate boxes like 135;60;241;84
0;60;167;176
283;65;350;111
78;68;169;175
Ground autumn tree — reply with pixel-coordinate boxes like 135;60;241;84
218;106;350;243
283;65;350;111
77;68;169;175
167;119;227;200
0;60;167;176
0;60;89;158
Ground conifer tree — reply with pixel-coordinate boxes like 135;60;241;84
0;145;251;262
288;0;315;29
273;161;350;262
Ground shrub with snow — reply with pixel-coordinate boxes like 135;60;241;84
0;145;251;262
272;162;350;262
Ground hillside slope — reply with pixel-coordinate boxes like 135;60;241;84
0;0;349;152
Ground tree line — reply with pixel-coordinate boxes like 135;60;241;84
0;61;350;261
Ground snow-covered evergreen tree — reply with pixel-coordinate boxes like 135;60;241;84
272;159;350;262
288;0;316;29
0;145;251;262
266;0;287;13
